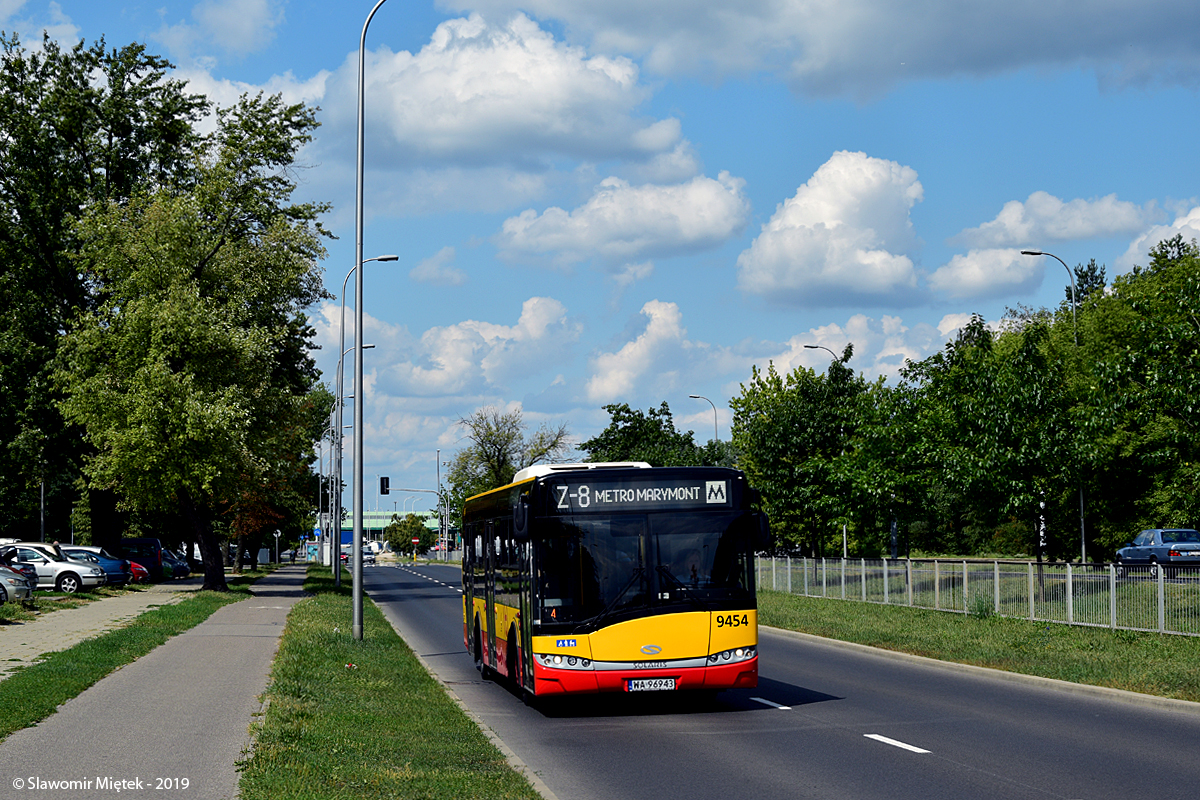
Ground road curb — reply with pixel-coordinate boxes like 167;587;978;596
371;581;562;800
763;625;1200;715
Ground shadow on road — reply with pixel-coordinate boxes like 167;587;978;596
525;675;840;719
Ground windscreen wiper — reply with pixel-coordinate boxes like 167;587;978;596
579;567;645;632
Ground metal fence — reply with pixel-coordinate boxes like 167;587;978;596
755;556;1200;636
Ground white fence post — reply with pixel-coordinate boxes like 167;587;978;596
787;555;792;593
803;557;809;596
1066;564;1074;624
884;559;890;604
934;560;940;610
962;560;968;614
772;556;777;591
1028;562;1035;620
907;559;913;606
821;557;827;596
1158;567;1166;633
840;558;846;600
994;561;1000;615
861;558;867;602
1109;564;1116;629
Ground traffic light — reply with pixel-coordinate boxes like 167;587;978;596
380;476;390;495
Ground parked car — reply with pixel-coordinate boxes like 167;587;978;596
61;545;132;587
161;549;190;580
1;555;38;587
1116;528;1200;577
0;543;106;593
119;538;167;581
0;561;34;604
127;561;150;583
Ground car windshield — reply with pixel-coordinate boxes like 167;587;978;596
533;511;755;627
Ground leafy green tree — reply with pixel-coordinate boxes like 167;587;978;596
384;513;436;555
56;94;330;590
580;402;700;465
1067;258;1107;305
1086;235;1200;545
444;407;571;523
730;345;870;555
0;34;207;540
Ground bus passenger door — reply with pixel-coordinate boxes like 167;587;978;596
484;521;497;669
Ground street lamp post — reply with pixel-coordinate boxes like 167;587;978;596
335;341;378;584
353;0;394;641
688;394;719;442
1021;249;1086;564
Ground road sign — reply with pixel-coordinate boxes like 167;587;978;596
411;537;420;544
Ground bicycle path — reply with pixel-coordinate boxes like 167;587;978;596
0;565;308;800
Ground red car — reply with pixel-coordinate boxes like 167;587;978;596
128;561;150;583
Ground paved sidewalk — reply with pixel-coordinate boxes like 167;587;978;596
0;580;202;681
0;566;309;800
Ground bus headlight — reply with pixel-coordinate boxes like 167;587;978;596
708;647;756;665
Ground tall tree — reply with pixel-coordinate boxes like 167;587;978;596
444;407;570;521
0;34;207;540
56;94;330;590
579;402;699;466
1087;235;1200;541
730;345;869;554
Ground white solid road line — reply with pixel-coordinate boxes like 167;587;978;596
750;697;792;710
864;734;931;754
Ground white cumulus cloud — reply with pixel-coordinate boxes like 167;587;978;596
410;246;467;286
497;172;749;267
443;1;1200;97
951;191;1160;249
153;0;284;60
377;297;581;397
587;300;691;403
1119;206;1200;269
928;248;1043;299
736;150;923;306
318;13;681;169
758;313;944;381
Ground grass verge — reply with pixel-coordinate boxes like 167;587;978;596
237;567;541;800
0;581;255;742
759;589;1200;702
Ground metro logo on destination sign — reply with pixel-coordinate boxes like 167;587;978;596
552;479;730;513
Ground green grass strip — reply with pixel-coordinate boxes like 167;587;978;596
759;589;1200;702
237;567;541;800
0;586;252;742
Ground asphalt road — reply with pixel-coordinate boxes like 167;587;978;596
366;562;1200;800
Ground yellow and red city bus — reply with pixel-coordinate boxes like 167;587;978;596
462;463;766;698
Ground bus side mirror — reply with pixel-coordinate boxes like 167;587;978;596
757;513;771;550
513;495;530;541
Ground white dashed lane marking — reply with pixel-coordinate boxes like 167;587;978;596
864;734;931;754
750;697;792;710
400;566;463;593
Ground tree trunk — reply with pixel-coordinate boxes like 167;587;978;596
182;490;228;591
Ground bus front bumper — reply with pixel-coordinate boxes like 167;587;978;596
531;655;757;695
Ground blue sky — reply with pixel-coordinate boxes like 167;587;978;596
8;1;1200;513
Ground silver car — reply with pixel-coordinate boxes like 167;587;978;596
0;561;34;604
0;543;106;593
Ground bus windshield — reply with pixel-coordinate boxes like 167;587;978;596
533;511;755;628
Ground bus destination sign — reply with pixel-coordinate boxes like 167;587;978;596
550;479;730;513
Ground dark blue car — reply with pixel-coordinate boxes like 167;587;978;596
61;546;132;587
1115;529;1200;577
